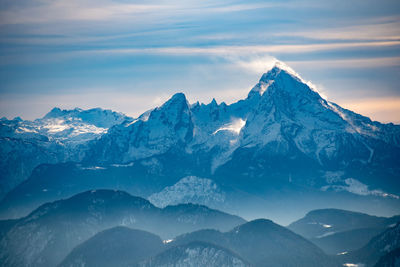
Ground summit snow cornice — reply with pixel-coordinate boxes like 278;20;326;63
248;61;320;99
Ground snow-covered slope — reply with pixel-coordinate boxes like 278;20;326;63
91;62;399;166
84;61;400;195
86;93;194;163
0;108;130;198
35;107;129;145
149;176;226;208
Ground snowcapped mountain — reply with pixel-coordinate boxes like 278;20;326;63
21;107;129;145
86;93;194;163
0;108;130;198
85;62;400;188
81;61;400;203
1;61;399;223
43;107;128;128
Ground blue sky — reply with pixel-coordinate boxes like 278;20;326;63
0;0;399;122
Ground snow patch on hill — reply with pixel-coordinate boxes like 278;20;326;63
148;176;226;208
321;178;399;199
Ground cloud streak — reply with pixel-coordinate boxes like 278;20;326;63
0;0;399;123
3;41;398;65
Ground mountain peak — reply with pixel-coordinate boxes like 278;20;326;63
168;92;187;103
248;61;317;99
43;107;63;118
156;92;190;118
259;61;301;83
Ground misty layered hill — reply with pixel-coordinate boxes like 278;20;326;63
60;228;248;267
288;209;400;254
136;241;250;267
59;219;339;267
343;223;400;266
0;189;244;267
59;226;164;267
171;219;339;267
1;61;399;224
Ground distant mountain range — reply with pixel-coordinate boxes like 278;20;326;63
136;241;251;267
288;208;400;255
171;218;338;267
59;226;164;267
0;189;399;266
342;222;400;266
1;61;399;224
0;190;244;267
0;108;130;197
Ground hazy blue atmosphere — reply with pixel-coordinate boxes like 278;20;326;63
0;0;399;122
1;2;400;266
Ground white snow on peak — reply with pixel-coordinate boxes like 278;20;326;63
214;118;246;135
16;127;38;134
273;60;321;94
2;107;131;149
41;118;107;136
250;59;322;98
272;60;302;80
148;176;226;208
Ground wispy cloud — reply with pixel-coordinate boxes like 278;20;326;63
0;0;298;26
0;1;168;25
0;0;399;123
3;40;399;69
273;20;400;41
78;41;400;56
287;57;400;69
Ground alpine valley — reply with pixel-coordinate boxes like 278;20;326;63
0;61;400;266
